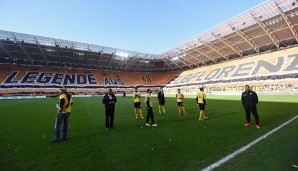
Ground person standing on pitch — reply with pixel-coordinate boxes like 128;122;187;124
157;87;166;114
133;87;144;119
145;89;158;127
241;85;260;129
53;87;73;142
176;89;187;116
102;88;117;130
196;87;208;121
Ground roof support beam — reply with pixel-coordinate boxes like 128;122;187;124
124;56;135;70
34;37;48;66
160;52;183;70
116;54;130;68
96;48;104;69
251;13;279;48
274;1;298;43
53;40;62;67
116;56;124;68
187;52;205;65
178;57;191;68
230;25;259;52
0;42;14;61
85;46;89;68
132;60;141;71
161;57;173;69
183;55;198;67
197;39;226;58
133;54;147;70
169;59;183;69
193;47;216;62
12;34;33;65
183;45;203;65
212;33;242;56
173;47;199;67
107;51;115;67
164;56;183;69
71;44;76;67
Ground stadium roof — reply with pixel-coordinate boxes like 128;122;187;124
0;0;298;72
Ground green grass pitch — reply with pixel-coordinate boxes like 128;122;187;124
0;95;297;170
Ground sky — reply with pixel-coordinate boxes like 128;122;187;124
0;0;265;54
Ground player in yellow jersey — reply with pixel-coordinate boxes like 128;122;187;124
133;87;144;119
196;87;208;121
176;89;186;116
52;87;73;142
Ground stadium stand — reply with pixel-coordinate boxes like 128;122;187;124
1;45;298;96
0;64;181;95
165;46;298;95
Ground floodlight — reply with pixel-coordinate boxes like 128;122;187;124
115;51;128;58
142;60;149;63
171;56;179;61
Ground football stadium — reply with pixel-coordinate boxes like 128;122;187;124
0;0;298;170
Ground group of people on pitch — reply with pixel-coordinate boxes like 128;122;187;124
102;87;159;129
52;85;260;142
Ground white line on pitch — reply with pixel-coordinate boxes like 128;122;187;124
202;114;298;171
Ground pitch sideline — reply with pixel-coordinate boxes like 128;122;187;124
202;114;298;171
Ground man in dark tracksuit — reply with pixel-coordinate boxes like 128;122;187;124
102;89;117;130
145;89;158;127
241;85;260;129
157;87;166;114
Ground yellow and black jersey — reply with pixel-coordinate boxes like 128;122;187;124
197;91;207;104
133;92;141;103
58;93;73;112
145;94;153;107
176;93;184;102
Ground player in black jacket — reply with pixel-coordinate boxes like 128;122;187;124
102;89;117;130
157;87;166;114
241;85;260;129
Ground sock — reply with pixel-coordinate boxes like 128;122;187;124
202;111;207;118
139;109;143;117
182;107;186;115
135;108;138;117
199;110;203;120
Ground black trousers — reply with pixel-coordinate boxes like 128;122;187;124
244;107;259;125
105;107;115;129
146;107;154;124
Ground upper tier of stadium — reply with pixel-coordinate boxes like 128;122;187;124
0;0;298;72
